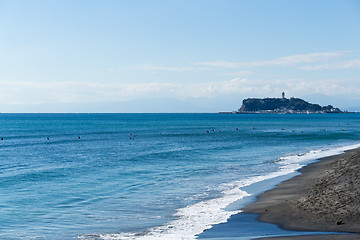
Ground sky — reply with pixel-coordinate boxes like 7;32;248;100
0;0;359;113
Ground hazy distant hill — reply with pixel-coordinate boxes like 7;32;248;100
238;97;343;113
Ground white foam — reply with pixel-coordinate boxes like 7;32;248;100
260;143;360;184
81;142;360;240
87;187;249;240
276;143;360;166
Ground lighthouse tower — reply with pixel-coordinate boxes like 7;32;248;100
282;92;285;99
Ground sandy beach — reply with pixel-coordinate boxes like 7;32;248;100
244;148;360;239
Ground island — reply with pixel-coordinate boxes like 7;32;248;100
220;93;345;114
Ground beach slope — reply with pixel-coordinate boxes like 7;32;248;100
243;148;360;235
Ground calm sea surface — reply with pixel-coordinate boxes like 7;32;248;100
0;113;359;240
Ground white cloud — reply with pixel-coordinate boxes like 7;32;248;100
195;51;351;69
273;51;350;65
221;71;254;76
180;77;360;99
0;79;270;105
269;78;360;97
0;76;359;107
177;78;249;98
299;59;360;70
0;81;176;104
110;51;356;80
131;64;211;72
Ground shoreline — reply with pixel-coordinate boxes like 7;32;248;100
243;148;360;239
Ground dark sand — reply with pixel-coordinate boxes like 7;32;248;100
257;235;360;240
244;148;360;239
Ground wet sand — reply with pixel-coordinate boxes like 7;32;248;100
244;148;360;239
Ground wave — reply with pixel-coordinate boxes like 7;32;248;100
80;142;360;240
275;143;360;166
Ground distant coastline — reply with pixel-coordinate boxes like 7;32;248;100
220;95;352;114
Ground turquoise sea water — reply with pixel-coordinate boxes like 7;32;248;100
0;113;359;240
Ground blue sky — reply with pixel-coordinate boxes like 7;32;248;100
0;0;359;112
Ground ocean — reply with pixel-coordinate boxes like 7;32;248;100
0;113;359;240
